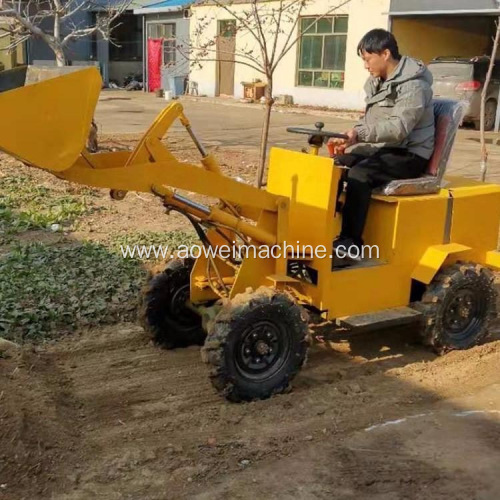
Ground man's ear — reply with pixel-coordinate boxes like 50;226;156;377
382;49;391;61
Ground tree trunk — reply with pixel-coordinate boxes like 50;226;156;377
54;47;66;67
53;13;65;67
256;78;273;188
480;17;500;181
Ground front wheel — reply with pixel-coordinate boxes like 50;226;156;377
202;288;310;402
141;258;206;349
414;262;497;353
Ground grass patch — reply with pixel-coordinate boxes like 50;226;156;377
0;230;198;343
0;175;98;240
0;242;147;343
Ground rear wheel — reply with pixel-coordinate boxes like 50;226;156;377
141;258;205;349
202;288;309;402
485;99;498;132
414;262;497;353
474;99;498;131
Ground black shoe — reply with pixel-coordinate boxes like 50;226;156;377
333;236;362;261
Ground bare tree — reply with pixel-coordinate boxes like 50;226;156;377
0;0;131;67
480;16;500;182
189;0;352;187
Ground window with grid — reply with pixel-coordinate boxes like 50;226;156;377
297;16;348;89
148;23;176;65
218;20;237;37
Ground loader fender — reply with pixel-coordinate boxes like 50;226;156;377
412;243;471;285
485;250;500;271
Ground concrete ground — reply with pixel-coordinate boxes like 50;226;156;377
94;90;500;181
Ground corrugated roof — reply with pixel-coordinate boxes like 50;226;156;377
143;0;190;8
133;0;193;14
91;0;155;9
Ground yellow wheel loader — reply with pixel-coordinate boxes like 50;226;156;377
1;67;499;402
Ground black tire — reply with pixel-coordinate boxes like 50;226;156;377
414;262;497;353
485;99;497;132
201;288;309;402
475;100;498;131
141;258;206;349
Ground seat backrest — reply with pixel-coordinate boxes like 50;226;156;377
426;99;466;180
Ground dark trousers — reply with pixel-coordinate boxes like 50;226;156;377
336;148;428;245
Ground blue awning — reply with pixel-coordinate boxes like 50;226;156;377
134;0;193;14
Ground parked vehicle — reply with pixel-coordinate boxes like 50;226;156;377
428;56;499;131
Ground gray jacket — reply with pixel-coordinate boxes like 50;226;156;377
352;56;435;160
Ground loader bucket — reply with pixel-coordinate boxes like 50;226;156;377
0;66;101;172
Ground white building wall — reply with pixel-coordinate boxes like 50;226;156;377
189;0;391;110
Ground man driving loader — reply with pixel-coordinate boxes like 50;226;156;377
329;29;435;255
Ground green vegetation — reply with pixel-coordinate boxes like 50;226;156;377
0;176;97;240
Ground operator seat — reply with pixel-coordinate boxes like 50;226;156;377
374;99;466;196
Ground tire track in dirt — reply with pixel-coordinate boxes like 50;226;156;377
57;321;500;499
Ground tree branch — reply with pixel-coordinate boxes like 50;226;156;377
269;0;285;67
0;8;56;48
180;44;265;74
61;1;87;21
251;0;269;72
274;0;352;71
199;0;266;54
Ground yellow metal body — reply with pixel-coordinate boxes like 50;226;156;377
264;150;500;318
1;67;499;322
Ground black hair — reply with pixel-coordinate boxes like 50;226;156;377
357;29;401;60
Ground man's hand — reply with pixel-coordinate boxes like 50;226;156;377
345;128;358;147
327;128;358;156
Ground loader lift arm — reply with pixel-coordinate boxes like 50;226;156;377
66;100;281;246
0;68;289;300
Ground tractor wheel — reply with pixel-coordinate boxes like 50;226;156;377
414;262;497;354
141;258;206;349
201;288;309;402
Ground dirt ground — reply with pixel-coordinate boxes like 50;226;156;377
2;324;500;500
1;133;500;499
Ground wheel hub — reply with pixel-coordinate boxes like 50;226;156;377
236;320;288;377
170;286;189;315
169;285;198;326
458;304;471;318
255;340;271;355
444;289;481;335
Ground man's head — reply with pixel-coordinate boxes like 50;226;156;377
357;29;401;79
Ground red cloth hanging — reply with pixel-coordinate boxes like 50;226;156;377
148;38;163;92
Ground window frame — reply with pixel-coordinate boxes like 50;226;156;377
147;22;177;67
296;15;348;90
218;19;237;37
109;12;143;62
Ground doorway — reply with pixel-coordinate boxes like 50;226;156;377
216;20;236;96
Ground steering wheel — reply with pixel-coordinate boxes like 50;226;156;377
286;122;348;140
